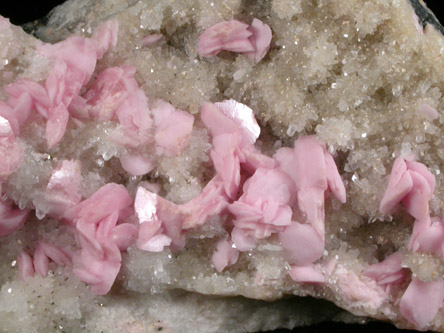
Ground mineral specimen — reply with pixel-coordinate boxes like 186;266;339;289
2;0;444;332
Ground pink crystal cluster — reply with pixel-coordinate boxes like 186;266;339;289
0;17;273;296
363;156;444;329
198;19;272;63
0;19;194;295
137;99;346;283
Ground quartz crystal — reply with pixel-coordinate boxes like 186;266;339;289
2;0;444;332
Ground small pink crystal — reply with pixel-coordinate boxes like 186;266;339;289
0;195;29;237
362;252;407;294
210;132;242;199
66;183;136;295
80;65;137;121
73;237;122;295
418;104;439;120
91;20;119;59
212;238;239;272
246;18;273;63
229;167;293;249
136;177;229;252
380;157;434;221
2;21;119;149
114;89;152;147
0;116;23;181
412;216;444;257
279;222;324;266
152;100;194;156
135;188;171;252
17;242;71;279
17;252;34;280
213;99;260;146
201;100;272;199
0;101;20;136
201;102;242;141
111;223;139;251
4;79;50;119
45;160;82;219
65;183;132;224
399;278;444;329
379;156;438;254
181;176;229;229
198;19;272;63
230;226;256;252
76;65;156;157
336;265;387;309
120;154;154;176
275;136;346;239
141;34;162;47
135;187;183;252
289;264;326;284
33;241;72;277
198;20;254;57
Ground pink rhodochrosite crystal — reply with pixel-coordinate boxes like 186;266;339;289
0;115;23;181
135;175;229;252
229;167;294;250
135;186;182;252
65;183;136;295
418;103;439;120
0;196;29;237
4;79;50;122
37;22;118;148
278;222;324;266
335;265;387;309
201;100;275;199
133;97;346;283
362;252;407;294
413;216;444;257
212;238;239;272
17;241;71;280
399;278;444;330
141;33;162;47
132;99;346;282
44;160;82;219
30;241;72;277
152;100;195;156
74;65;139;121
198;18;272;62
119;153;154;176
91;20;119;59
245;18;273;63
17;251;34;280
379;156;440;254
198;20;254;57
380;156;435;222
0;20;119;149
375;155;444;328
288;264;326;284
274;135;346;272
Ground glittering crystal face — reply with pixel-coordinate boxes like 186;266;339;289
2;0;444;332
